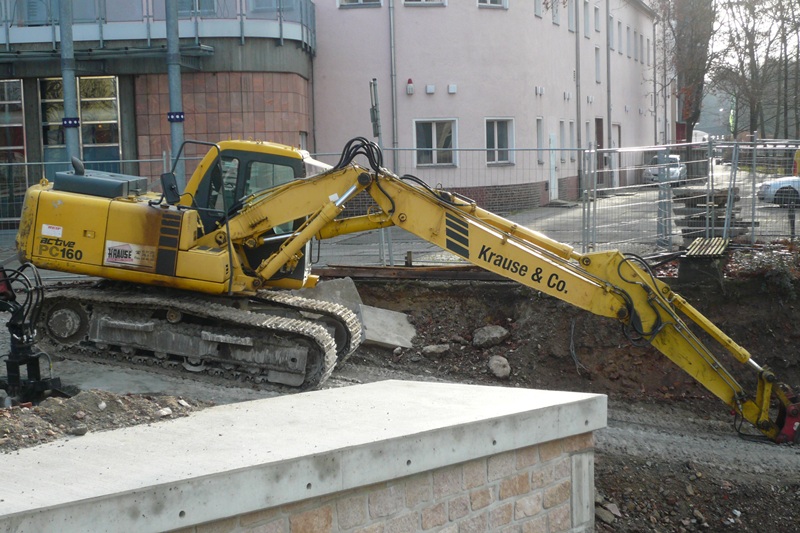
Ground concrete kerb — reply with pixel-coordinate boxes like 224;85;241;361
0;380;607;533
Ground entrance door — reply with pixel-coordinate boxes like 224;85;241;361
595;118;604;174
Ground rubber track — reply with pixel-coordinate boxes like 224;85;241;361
255;290;363;362
41;287;339;390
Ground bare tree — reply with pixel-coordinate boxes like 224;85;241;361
774;0;800;139
674;0;716;142
652;0;718;143
713;0;782;139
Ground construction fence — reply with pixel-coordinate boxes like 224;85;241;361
312;139;800;267
1;139;799;266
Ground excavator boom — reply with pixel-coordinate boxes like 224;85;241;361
13;137;800;441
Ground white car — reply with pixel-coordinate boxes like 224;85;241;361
642;155;688;185
757;176;800;206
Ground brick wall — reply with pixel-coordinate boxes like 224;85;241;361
449;182;546;215
134;71;310;179
175;432;595;533
344;181;548;219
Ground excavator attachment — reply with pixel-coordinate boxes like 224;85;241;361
0;263;64;405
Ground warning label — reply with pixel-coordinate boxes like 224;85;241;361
104;241;157;269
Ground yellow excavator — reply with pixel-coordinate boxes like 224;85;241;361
12;137;800;443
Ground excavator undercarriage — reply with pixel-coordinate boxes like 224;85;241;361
37;284;361;390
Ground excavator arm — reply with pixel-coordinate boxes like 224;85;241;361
18;136;795;437
223;138;798;443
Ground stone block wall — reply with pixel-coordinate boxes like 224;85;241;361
176;433;595;533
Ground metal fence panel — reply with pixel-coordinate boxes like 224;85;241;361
2;140;799;265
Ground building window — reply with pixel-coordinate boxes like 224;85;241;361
340;0;381;5
646;37;651;65
486;119;513;164
569;120;576;161
585;121;592;149
640;34;645;65
626;26;631;57
179;0;216;16
41;76;121;178
618;21;623;53
559;120;566;163
583;0;590;37
567;0;575;31
536;117;544;164
248;0;298;15
634;30;639;61
552;0;559;25
415;120;455;166
19;1;97;25
594;5;600;31
0;79;26;219
609;15;614;49
534;0;542;18
595;46;601;83
478;0;505;7
405;0;446;5
0;80;24;165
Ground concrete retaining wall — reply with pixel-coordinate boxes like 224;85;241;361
179;432;595;533
0;380;606;533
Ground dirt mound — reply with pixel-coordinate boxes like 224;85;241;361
355;274;800;401
0;390;212;451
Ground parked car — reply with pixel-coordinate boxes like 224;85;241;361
757;176;800;206
643;155;687;185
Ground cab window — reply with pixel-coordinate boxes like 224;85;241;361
195;156;239;233
245;161;296;197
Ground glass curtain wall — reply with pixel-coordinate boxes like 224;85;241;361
40;76;121;177
0;80;26;220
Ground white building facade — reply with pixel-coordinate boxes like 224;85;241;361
313;0;667;207
0;0;672;217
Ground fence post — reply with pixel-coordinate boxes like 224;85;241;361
581;188;590;254
750;133;758;245
703;135;717;239
655;149;672;248
723;144;740;241
591;145;598;249
580;144;596;253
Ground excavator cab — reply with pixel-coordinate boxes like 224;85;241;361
191;149;303;233
180;143;313;283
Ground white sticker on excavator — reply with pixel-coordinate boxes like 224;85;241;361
104;241;157;269
41;224;63;238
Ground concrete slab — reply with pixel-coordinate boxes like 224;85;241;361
294;277;363;315
360;303;416;348
0;380;606;533
295;276;415;349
